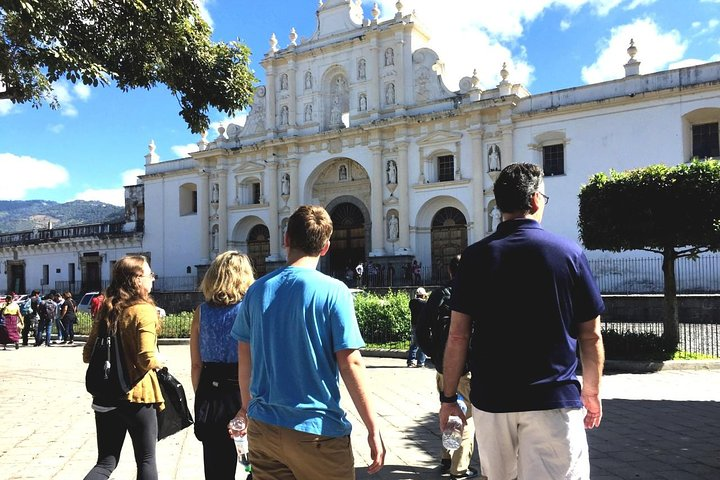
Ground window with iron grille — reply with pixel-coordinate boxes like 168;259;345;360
542;144;565;176
692;122;719;159
437;155;455;182
252;183;261;204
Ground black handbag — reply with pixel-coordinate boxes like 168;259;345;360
156;367;194;440
85;321;133;400
193;363;241;442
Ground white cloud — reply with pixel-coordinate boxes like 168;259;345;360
669;53;720;69
0;153;69;199
51;83;78;117
73;83;92;101
580;17;686;84
171;143;199;158
625;0;658;9
195;0;214;28
73;168;145;206
48;124;65;134
0;99;13;116
560;19;572;31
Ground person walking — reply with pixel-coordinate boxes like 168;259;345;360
231;205;385;480
0;295;23;350
36;294;56;347
440;163;605;480
22;290;40;346
82;255;165;480
60;291;78;344
406;287;428;368
52;291;67;344
190;251;254;479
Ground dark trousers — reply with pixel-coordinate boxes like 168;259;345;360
62;317;75;341
21;313;35;345
203;431;239;479
84;403;158;480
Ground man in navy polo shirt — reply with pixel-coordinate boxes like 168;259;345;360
439;163;605;480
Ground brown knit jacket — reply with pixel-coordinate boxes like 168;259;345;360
83;303;164;409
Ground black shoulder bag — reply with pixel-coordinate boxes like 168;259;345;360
85;321;133;400
156;366;194;440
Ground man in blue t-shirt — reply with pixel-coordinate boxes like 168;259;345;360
440;163;605;480
231;205;385;479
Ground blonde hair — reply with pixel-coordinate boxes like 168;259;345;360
200;251;255;306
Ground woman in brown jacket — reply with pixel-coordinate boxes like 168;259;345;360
82;255;164;480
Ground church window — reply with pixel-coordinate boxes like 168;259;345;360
692;122;719;159
542;144;565;176
437;155;455;182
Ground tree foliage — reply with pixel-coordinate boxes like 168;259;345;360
0;0;256;132
578;160;720;256
578;160;720;349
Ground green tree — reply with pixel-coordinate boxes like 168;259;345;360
578;160;720;349
0;0;256;132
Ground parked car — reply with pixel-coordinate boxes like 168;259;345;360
78;291;166;318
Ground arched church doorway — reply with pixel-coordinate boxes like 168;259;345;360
431;207;467;284
327;202;365;280
247;224;270;278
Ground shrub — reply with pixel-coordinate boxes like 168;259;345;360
159;311;193;338
354;290;411;344
602;329;675;361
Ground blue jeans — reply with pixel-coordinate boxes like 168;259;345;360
55;317;66;341
36;318;52;346
407;328;426;365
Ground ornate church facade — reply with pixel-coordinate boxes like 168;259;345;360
2;0;719;293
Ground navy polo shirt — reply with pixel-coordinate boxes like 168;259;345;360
451;219;605;413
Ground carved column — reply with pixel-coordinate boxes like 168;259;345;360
500;121;513;168
470;127;485;242
288;153;300;210
288;59;297;128
198;170;210;264
396;140;410;251
368;37;380;118
265;68;276;133
217;168;228;252
394;35;405;112
369;144;385;256
265;153;281;260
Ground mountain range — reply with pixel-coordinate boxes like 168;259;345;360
0;200;125;234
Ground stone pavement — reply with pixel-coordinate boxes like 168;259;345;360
0;343;719;479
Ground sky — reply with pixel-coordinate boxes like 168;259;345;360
1;0;719;207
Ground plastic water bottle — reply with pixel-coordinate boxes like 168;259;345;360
228;418;249;459
442;394;467;450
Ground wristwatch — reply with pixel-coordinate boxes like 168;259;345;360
439;392;458;403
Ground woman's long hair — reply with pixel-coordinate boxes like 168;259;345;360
199;251;255;306
97;255;156;331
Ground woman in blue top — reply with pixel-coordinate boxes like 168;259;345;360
190;251;254;479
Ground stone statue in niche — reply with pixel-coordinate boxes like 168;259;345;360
359;94;367;111
281;173;290;195
211;183;219;203
388;213;399;241
280;73;288;90
330;96;342;125
280;105;289;125
358;58;366;80
304;104;313;122
304;71;312;90
488;144;501;171
385;48;394;66
386;83;395;105
339;165;348;181
491;205;502;231
386;160;397;184
211;228;218;252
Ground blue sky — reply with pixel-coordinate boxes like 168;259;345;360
1;0;718;207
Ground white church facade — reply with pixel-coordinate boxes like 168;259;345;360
2;0;719;294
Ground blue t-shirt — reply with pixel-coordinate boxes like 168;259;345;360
199;302;242;363
231;265;364;437
451;219;605;413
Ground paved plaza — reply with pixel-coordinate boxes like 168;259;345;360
0;342;719;479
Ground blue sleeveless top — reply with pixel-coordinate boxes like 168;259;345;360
199;302;242;363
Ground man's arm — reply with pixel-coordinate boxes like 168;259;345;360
231;340;253;434
337;348;385;475
578;315;604;429
439;310;472;431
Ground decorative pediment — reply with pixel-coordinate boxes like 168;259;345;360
417;130;463;147
232;160;265;174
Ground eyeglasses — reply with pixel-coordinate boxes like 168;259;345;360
538;192;550;205
138;272;157;280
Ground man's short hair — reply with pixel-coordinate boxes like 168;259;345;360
493;163;544;213
286;205;334;256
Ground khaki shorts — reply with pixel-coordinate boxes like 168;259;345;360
248;417;355;480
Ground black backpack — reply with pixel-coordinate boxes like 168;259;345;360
415;285;453;373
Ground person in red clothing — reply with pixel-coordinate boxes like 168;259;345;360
90;292;105;320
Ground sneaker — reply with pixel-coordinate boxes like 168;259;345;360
407;361;417;367
416;363;425;368
450;467;479;479
440;458;451;474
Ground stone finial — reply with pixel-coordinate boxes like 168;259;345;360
148;139;156;154
269;33;278;53
197;131;209;151
500;62;509;82
289;28;297;46
145;139;159;164
371;2;380;20
396;0;403;13
471;69;479;89
627;38;638;63
217;126;226;138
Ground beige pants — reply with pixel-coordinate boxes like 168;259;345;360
437;372;476;475
248;417;355;480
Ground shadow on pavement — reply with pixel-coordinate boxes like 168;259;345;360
356;465;442;479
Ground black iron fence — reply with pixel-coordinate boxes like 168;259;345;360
601;320;720;358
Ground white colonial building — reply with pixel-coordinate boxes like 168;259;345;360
2;0;719;294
